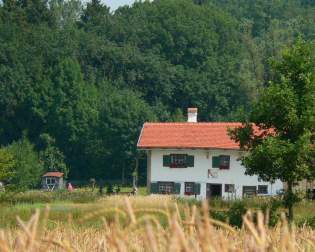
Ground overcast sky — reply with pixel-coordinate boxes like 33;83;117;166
103;0;136;10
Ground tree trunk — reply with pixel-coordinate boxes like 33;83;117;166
122;164;125;185
287;181;294;222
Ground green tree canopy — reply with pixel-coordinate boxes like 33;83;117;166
230;40;315;221
39;133;69;177
6;135;44;191
0;148;15;183
1;0;315;182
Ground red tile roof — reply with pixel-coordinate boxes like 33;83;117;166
43;172;64;178
137;122;245;150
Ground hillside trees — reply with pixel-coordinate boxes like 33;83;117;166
85;83;156;180
230;40;315;221
1;0;315;182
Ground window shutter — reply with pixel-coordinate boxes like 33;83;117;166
163;155;171;167
187;155;194;167
212;156;220;168
194;183;201;195
150;182;158;193
174;183;181;194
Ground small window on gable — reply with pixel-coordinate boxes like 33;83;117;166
258;185;268;194
225;184;235;193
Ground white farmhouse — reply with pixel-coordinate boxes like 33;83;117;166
137;108;283;200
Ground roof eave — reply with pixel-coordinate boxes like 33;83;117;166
137;146;241;151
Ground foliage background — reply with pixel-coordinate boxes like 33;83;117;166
1;0;315;184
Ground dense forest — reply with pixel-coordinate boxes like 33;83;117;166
1;0;315;186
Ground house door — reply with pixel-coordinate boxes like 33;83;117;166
206;183;222;199
243;186;257;198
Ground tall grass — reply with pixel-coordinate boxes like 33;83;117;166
0;196;314;251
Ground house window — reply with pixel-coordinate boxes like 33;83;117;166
212;155;230;169
220;155;230;169
163;154;194;168
185;182;194;195
257;185;268;194
158;182;174;194
243;186;257;197
224;184;235;193
170;154;187;168
46;177;56;185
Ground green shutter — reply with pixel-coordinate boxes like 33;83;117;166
150;182;158;193
194;183;201;195
187;155;194;167
163;155;171;167
212;156;220;168
174;183;181;194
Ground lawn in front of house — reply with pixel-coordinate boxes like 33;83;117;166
1;189;315;229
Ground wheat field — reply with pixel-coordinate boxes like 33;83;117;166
0;196;314;252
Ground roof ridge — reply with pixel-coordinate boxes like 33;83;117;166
144;122;242;124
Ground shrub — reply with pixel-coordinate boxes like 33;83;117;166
6;136;44;191
260;198;282;226
210;210;227;222
227;200;247;228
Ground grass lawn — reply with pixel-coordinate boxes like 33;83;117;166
0;189;315;228
1;195;315;251
1;192;315;251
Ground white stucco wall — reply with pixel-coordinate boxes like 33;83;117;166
148;149;283;200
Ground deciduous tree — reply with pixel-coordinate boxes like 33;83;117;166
230;40;315;221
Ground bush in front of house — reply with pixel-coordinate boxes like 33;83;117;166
227;200;248;228
208;198;284;228
210;209;227;223
260;198;282;226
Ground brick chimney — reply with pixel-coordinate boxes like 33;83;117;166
187;108;198;122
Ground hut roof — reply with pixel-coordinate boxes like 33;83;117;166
42;172;64;178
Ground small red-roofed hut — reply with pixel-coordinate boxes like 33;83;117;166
42;171;64;191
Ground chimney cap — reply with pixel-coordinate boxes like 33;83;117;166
187;107;198;122
188;108;198;113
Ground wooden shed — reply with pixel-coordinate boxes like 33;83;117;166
42;172;64;191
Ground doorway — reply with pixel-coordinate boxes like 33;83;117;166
206;183;222;199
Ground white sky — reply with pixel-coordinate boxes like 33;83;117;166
103;0;136;10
